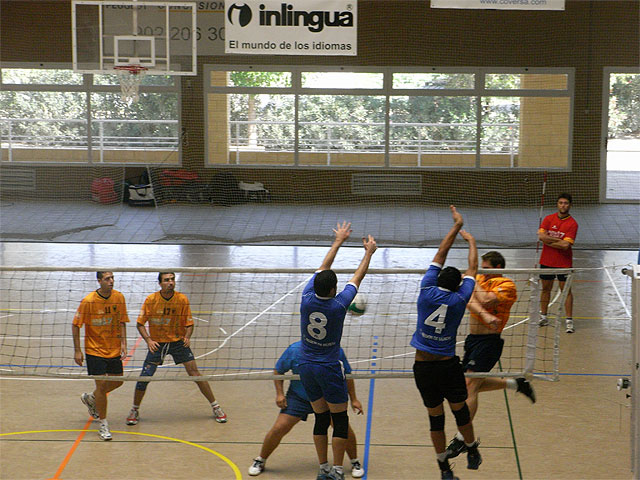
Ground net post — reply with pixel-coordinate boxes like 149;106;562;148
524;273;541;379
623;265;640;477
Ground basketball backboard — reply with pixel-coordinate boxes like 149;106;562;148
72;0;197;75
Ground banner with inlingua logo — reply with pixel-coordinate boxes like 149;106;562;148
225;0;357;55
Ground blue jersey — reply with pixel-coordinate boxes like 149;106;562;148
411;263;476;357
275;341;352;401
299;273;358;364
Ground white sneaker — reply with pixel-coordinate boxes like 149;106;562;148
81;393;99;419
98;423;112;441
538;316;549;327
351;460;365;478
565;319;574;333
126;408;139;425
248;457;265;476
212;404;227;423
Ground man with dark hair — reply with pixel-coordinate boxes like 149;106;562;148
411;206;500;480
73;271;129;441
125;272;226;425
445;251;536;460
248;341;365;478
298;221;377;480
538;193;578;333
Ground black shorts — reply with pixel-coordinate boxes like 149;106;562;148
462;334;504;373
86;353;123;375
539;264;568;282
413;356;467;408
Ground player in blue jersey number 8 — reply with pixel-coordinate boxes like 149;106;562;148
298;221;377;480
411;206;500;480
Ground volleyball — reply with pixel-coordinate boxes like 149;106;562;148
348;293;367;315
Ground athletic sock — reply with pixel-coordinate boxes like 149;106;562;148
455;432;464;441
506;379;517;390
211;401;219;407
132;404;139;410
319;462;330;473
437;452;448;462
350;458;360;466
255;456;265;462
334;466;344;474
100;419;108;427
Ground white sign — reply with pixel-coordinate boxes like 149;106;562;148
431;0;565;10
225;0;357;55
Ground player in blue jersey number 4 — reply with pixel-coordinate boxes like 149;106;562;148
411;206;500;480
298;221;377;480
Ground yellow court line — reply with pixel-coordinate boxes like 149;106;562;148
0;429;242;480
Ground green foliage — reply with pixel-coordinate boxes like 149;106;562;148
0;69;178;148
609;74;640;138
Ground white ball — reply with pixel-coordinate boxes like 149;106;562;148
348;293;366;315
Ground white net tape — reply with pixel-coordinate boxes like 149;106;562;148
115;66;147;103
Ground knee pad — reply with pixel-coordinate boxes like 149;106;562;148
429;414;445;432
331;410;349;439
313;410;331;436
135;361;158;391
453;403;471;427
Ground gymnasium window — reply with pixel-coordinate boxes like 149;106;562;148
0;65;180;165
205;66;573;169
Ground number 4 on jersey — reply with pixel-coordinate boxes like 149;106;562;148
424;304;448;334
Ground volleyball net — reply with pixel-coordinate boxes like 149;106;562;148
0;266;575;382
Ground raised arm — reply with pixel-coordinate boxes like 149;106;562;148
432;206;464;265
459;229;478;278
319;221;352;271
349;235;377;288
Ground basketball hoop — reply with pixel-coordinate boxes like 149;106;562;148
114;65;148;103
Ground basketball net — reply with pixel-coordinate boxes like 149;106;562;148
114;65;147;103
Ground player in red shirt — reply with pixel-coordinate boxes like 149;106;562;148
537;193;578;333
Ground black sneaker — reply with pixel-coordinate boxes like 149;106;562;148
441;469;459;480
445;436;467;459
516;378;536;403
467;441;482;470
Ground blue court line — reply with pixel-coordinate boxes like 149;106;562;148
361;336;378;480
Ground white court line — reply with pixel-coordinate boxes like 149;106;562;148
0;314;14;320
602;263;632;319
192;316;209;323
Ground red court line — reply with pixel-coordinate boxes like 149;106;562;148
49;336;143;480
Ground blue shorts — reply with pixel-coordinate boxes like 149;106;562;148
298;361;348;404
281;389;314;421
144;341;194;365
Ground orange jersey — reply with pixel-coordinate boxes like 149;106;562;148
137;291;193;343
471;275;517;332
73;290;129;358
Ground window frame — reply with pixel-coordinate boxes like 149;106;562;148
0;62;182;166
205;65;574;170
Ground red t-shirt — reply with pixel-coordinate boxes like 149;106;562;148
538;213;578;268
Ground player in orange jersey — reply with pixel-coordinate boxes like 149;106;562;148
445;251;535;460
125;272;226;426
72;271;129;441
